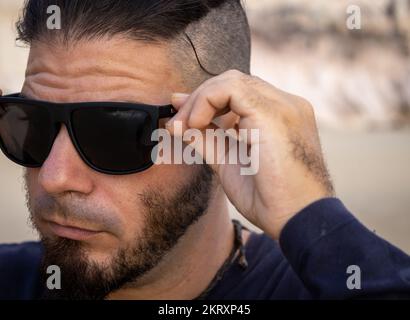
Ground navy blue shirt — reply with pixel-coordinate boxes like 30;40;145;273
1;198;409;299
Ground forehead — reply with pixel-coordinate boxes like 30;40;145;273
22;37;184;105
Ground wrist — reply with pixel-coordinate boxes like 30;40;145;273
263;191;331;240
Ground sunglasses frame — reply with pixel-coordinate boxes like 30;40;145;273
0;93;177;175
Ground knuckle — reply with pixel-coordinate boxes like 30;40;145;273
195;90;209;104
293;96;315;120
300;97;314;113
188;108;210;129
247;74;263;84
224;69;244;78
197;77;215;91
187;114;202;128
228;73;251;91
241;74;268;93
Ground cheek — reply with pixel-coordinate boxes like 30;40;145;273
24;168;41;199
98;164;195;242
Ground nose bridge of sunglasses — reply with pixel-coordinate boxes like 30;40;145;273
49;103;71;124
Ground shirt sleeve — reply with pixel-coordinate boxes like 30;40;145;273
279;197;410;299
0;242;44;299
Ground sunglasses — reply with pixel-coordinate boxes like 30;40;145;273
0;93;176;175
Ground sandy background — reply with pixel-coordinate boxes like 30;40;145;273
0;0;409;253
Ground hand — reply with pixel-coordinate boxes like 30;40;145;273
167;70;335;240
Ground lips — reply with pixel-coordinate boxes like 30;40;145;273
45;220;102;241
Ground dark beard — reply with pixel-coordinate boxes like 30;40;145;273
35;165;214;300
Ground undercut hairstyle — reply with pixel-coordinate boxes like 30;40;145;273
16;0;251;89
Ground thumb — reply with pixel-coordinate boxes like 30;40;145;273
171;93;190;110
167;92;191;135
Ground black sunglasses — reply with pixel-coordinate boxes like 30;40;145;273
0;93;176;175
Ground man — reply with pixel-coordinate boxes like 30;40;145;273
0;0;409;300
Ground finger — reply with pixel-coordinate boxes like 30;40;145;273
171;93;190;110
167;84;228;133
169;90;202;134
168;70;261;133
168;91;200;128
186;77;260;133
187;83;233;129
166;116;246;175
168;121;221;173
168;72;234;127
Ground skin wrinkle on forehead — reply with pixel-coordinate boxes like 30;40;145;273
25;56;148;82
25;38;168;77
22;80;152;104
24;70;146;94
23;39;180;104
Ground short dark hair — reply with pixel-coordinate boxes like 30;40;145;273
16;0;251;88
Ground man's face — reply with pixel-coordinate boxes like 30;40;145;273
22;37;214;299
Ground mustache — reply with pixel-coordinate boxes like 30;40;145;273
27;193;123;235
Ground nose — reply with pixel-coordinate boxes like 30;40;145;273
38;125;94;196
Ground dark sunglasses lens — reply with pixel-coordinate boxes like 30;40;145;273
0;102;55;166
71;108;155;173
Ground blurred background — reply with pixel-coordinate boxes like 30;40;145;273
1;0;409;252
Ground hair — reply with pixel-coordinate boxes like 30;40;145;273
16;0;251;89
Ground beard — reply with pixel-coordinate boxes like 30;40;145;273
25;165;214;300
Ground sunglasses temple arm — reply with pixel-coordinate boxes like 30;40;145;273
158;105;177;119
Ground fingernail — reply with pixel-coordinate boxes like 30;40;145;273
165;117;176;131
171;93;189;103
